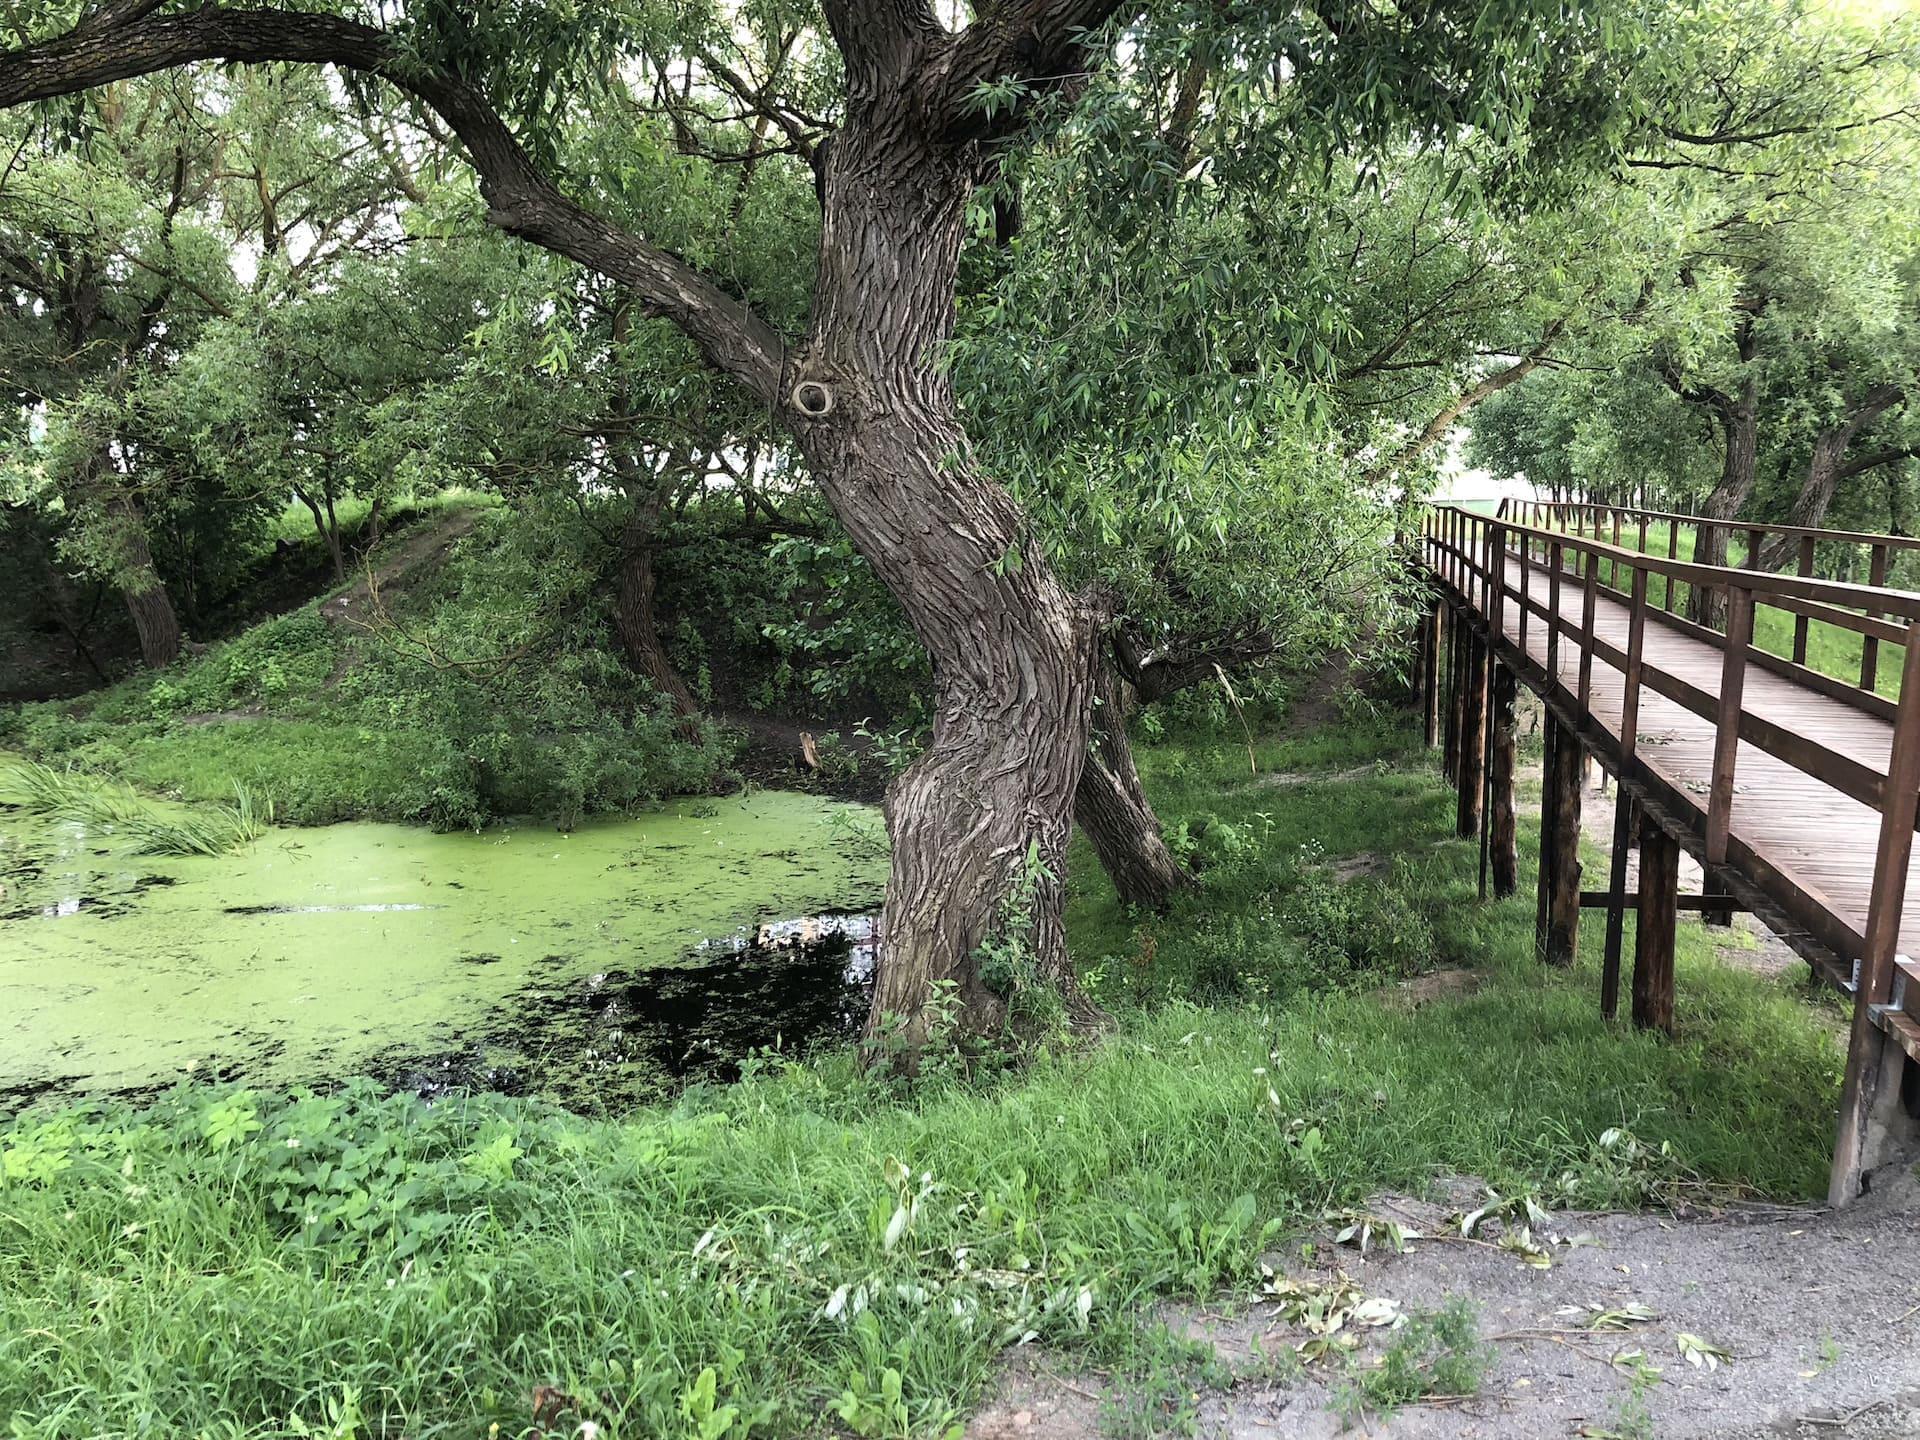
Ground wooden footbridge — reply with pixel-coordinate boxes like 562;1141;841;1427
1415;500;1920;1205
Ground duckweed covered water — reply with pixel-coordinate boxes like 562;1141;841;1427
0;786;886;1108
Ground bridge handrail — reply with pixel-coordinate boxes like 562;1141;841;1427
1415;502;1920;1211
1508;497;1920;556
1428;504;1920;625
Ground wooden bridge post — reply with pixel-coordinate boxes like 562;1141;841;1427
1488;662;1519;898
1600;789;1637;1020
1420;600;1442;748
1829;626;1920;1206
1631;821;1679;1034
1456;630;1489;840
1444;610;1466;783
1537;712;1583;965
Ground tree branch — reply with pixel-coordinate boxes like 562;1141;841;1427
1365;318;1567;485
926;0;1129;141
1838;442;1920;481
0;6;789;403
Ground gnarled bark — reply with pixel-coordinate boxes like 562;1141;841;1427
786;77;1110;1045
109;493;181;668
1758;385;1909;569
1074;660;1192;910
612;503;701;728
1661;304;1760;629
1683;380;1758;628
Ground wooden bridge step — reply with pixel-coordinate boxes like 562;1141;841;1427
1871;1007;1920;1066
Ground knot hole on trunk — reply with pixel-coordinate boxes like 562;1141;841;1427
790;379;836;418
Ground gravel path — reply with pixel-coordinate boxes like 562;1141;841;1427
967;1167;1920;1439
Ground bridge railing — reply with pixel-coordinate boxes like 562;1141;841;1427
1421;502;1920;1021
1503;498;1920;696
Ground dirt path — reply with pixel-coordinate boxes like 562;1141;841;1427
968;1167;1920;1439
316;507;482;631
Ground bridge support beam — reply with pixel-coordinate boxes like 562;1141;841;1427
1444;610;1466;783
1488;663;1519;898
1600;790;1637;1021
1456;632;1488;840
1631;821;1679;1034
1420;600;1442;748
1537;712;1583;965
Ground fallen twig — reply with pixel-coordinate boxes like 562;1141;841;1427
1795;1397;1890;1428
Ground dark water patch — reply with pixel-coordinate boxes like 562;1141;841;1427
10;893;126;921
383;913;877;1110
0;844;180;925
222;902;444;915
0;1076;69;1117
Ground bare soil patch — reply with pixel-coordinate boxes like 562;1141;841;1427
317;507;482;631
1379;967;1483;1011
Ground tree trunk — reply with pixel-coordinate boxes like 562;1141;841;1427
611;503;702;730
322;488;344;581
1759;386;1905;569
296;486;345;581
791;123;1101;1048
110;494;181;668
1689;385;1758;629
1074;659;1192;910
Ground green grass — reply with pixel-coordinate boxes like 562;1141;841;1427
261;487;500;553
0;709;1845;1438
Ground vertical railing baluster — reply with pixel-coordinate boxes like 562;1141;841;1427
1489;521;1506;658
1619;565;1650;780
1485;514;1496;613
1862;543;1890;693
1748;526;1765;573
1547;538;1564;688
1793;535;1816;666
1519;522;1532;656
1665;522;1680;613
1578;549;1599;709
1706;585;1753;886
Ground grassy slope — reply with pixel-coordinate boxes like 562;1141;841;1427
0;496;729;829
0;707;1842;1439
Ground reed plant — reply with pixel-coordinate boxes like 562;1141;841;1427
0;758;271;855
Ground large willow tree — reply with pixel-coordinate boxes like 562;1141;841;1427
0;0;1634;1045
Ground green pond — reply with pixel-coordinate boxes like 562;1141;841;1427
0;788;886;1110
